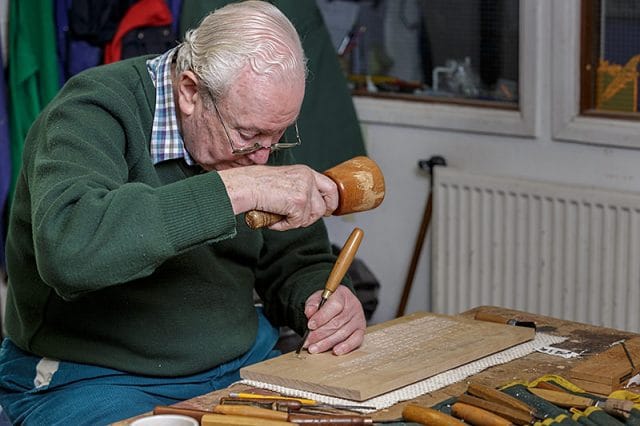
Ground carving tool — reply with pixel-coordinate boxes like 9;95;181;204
456;394;534;426
528;387;634;419
221;397;307;411
245;156;385;229
451;402;515;426
401;404;465;425
466;383;537;417
226;392;376;411
201;413;291;425
228;392;317;405
295;227;365;355
474;311;536;329
213;404;376;424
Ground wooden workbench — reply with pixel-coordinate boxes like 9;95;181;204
114;305;640;424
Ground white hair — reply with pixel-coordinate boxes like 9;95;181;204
175;0;308;104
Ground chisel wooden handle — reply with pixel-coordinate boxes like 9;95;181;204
201;413;290;425
467;383;534;415
245;211;283;229
529;388;634;419
402;404;465;425
456;395;533;426
474;312;536;329
212;404;288;421
323;227;364;298
451;402;516;426
211;404;373;424
527;388;594;409
295;227;364;354
474;312;514;324
600;398;634;419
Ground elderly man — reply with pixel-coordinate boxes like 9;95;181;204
0;1;366;424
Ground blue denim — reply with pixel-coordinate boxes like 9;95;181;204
0;308;280;425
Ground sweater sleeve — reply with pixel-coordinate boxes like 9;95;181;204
21;71;237;300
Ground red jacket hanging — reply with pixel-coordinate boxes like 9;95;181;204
104;0;173;64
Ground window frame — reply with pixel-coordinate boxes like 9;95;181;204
352;0;539;138
552;0;640;148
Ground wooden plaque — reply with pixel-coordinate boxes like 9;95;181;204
240;311;535;401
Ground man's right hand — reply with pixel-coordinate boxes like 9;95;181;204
219;164;339;230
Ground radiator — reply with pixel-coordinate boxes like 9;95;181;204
431;167;640;333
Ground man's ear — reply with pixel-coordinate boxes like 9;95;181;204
176;70;200;116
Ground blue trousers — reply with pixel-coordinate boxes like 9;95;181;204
0;309;280;425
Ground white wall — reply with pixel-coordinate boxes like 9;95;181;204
325;0;640;325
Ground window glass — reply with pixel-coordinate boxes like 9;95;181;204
317;0;520;108
582;0;640;119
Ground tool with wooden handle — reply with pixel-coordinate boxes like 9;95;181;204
225;392;376;411
202;413;291;425
528;387;634;419
213;404;375;424
451;402;516;426
401;404;465;425
213;405;289;422
466;383;536;416
245;156;385;229
295;227;364;355
456;394;534;426
474;312;536;329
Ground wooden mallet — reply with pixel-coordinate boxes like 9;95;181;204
245;156;385;229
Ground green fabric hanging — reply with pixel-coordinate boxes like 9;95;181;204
178;0;366;172
8;0;61;200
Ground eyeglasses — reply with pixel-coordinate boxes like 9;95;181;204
214;103;301;156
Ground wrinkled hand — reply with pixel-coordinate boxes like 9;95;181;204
219;164;339;230
301;286;366;355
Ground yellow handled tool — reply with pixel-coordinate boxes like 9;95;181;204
295;227;364;355
401;404;465;425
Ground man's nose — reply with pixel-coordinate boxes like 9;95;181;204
247;146;271;164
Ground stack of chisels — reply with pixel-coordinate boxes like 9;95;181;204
401;380;638;425
149;378;638;425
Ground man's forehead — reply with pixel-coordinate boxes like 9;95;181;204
220;70;305;124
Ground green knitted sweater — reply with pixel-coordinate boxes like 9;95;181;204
4;56;346;376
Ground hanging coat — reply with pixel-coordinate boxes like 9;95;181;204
104;0;174;64
8;0;60;201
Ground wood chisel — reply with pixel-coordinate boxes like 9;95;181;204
456;394;534;426
213;404;380;424
202;413;291;425
466;383;537;417
451;402;516;426
528;387;634;419
295;227;364;355
401;404;465;425
474;312;536;329
226;392;377;411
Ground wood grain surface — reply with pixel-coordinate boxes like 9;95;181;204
113;306;640;424
240;311;534;401
568;336;640;395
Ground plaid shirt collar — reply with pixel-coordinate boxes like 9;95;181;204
146;47;195;165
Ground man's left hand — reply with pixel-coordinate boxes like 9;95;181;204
301;286;366;355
